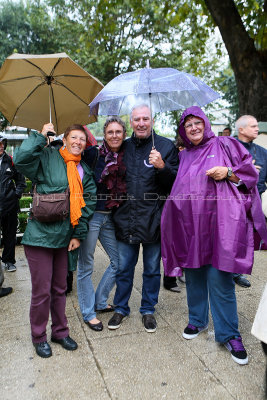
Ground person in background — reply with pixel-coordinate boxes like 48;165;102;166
108;104;178;333
222;127;232;136
161;106;267;365
0;135;26;272
233;115;267;288
14;123;96;358
78;116;126;331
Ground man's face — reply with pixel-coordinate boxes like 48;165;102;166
222;129;231;136
238;117;259;142
0;142;4;156
130;106;153;139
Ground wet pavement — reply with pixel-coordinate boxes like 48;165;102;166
1;245;267;400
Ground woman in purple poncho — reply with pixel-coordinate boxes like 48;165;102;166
161;106;267;365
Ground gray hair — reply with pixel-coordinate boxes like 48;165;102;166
130;104;152;121
235;115;257;132
103;116;127;136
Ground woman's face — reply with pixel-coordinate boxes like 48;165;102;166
184;116;205;146
63;130;87;156
104;122;125;152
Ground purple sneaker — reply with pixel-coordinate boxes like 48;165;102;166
224;336;248;365
182;323;208;339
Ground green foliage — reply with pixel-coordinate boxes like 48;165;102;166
17;212;29;233
19;196;32;209
23;179;32;195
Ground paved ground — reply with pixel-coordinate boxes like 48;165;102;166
1;244;267;400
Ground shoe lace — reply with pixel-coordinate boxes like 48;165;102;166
228;337;245;352
187;324;197;330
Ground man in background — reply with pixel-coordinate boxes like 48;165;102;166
0;136;26;272
222;126;232;136
234;115;267;287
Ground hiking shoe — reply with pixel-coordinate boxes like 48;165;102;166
108;312;126;330
142;314;157;333
224;336;248;365
183;323;208;339
4;263;16;272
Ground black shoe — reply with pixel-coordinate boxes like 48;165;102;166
51;335;78;351
95;304;115;313
142;314;157;333
0;287;13;298
33;341;52;358
108;312;126;330
85;320;103;331
233;274;251;288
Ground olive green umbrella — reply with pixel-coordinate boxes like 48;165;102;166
0;53;103;134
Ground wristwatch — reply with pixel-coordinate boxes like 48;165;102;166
227;167;233;178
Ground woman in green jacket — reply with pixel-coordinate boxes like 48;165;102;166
14;123;96;358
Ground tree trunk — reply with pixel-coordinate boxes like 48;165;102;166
204;0;267;121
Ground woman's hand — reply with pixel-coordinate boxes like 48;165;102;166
206;166;228;180
206;166;240;183
68;238;80;251
40;123;56;138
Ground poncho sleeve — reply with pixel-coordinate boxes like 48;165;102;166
218;137;258;190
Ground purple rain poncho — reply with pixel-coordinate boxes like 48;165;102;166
161;106;267;277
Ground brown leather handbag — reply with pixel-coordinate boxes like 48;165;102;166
31;186;70;223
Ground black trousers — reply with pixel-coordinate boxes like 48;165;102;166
0;207;17;264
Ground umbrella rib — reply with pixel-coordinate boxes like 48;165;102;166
53;80;90;105
10;82;45;124
50;58;62;76
24;59;47;77
0;76;44;85
117;96;127;116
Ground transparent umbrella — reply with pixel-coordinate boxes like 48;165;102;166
90;62;220;117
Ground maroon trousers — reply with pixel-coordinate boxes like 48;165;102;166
24;245;69;343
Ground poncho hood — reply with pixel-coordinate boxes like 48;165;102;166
179;106;215;148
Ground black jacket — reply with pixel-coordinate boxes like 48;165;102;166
0;152;26;215
237;139;267;195
112;132;178;243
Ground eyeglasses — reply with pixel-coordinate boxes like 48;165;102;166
184;121;204;130
105;131;124;137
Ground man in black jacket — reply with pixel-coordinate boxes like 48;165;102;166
0;136;26;272
108;105;178;332
234;115;267;288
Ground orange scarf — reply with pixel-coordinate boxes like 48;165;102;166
59;147;86;227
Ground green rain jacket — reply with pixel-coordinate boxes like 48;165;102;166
14;132;96;249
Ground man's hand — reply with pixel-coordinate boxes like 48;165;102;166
149;149;165;169
253;159;261;174
68;238;80;251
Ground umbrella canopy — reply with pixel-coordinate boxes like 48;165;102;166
90;66;220;116
0;53;103;134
